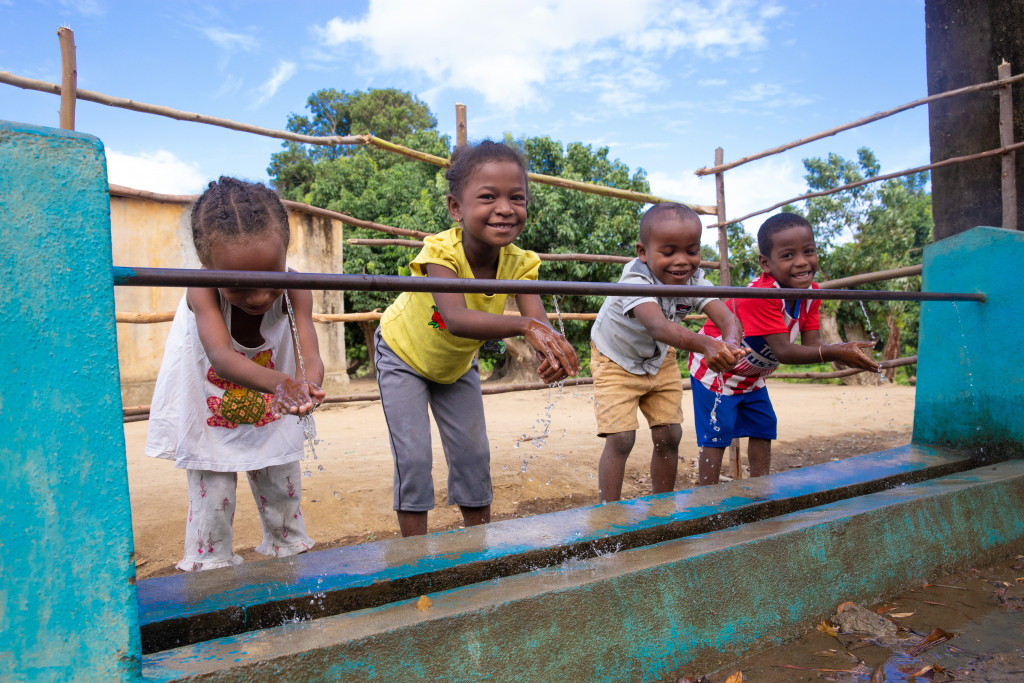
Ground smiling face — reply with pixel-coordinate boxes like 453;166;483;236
636;214;704;285
759;224;818;288
447;160;529;253
206;233;287;315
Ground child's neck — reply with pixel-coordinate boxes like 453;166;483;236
461;231;501;281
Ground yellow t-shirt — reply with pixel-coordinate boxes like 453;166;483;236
380;227;541;384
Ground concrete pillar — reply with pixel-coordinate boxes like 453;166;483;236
0;121;141;679
926;0;1024;238
913;226;1024;454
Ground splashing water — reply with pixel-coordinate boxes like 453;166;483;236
284;291;320;478
709;373;724;432
856;300;886;382
551;295;566;337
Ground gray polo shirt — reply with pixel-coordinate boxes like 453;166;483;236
591;258;715;375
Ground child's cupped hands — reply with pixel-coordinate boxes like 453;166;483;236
524;320;580;384
827;341;881;372
271;377;326;418
702;337;749;374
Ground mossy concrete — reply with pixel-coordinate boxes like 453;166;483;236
137;444;971;652
142;460;1024;682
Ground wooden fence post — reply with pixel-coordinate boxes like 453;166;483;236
713;147;742;479
998;60;1018;230
456;103;467;148
57;27;77;130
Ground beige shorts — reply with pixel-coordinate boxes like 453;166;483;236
591;342;684;436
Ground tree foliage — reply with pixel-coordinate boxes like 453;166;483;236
786;148;932;360
268;89;652;374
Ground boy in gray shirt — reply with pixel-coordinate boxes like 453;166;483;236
590;203;745;501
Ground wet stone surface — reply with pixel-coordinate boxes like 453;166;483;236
701;553;1024;682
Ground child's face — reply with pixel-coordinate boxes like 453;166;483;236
447;161;528;251
206;233;287;315
636;215;703;285
759;224;818;288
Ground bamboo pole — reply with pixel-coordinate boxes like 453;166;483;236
818;265;922;289
56;27;76;130
710;140;1024;229
456;103;467;147
116;309;709;324
344;238;721;269
713;147;741;480
696;72;1024;176
998;61;1018;231
772;355;916;380
0;71;369;147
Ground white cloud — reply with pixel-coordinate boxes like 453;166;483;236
314;0;782;110
648;154;806;239
253;60;297;108
203;27;257;52
215;73;244;98
106;149;206;195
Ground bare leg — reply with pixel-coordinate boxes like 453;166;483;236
698;446;726;486
460;504;490;527
598;431;636;502
397;511;428;537
650;423;682;494
747;437;772;477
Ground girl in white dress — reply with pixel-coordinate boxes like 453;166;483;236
146;177;325;571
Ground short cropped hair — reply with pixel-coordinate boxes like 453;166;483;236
638;202;700;245
757;212;813;256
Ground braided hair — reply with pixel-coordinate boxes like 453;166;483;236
190;177;290;267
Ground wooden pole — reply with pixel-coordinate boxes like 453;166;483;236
998;61;1018;231
713;147;741;479
57;27;76;130
456;103;467;147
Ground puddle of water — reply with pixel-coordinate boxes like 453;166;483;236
702;554;1024;682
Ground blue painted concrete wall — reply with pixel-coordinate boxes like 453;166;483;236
914;226;1024;451
0;121;140;680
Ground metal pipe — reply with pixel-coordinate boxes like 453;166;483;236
111;266;987;303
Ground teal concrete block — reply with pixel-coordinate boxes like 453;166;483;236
141;461;1024;682
0;121;140;680
914;226;1024;453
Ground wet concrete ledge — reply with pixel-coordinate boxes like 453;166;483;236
137;445;972;653
141;459;1024;681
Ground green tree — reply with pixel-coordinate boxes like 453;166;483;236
787;149;932;376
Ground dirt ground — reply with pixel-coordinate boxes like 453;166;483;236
124;379;916;579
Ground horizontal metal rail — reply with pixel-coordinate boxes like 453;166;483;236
111;267;986;303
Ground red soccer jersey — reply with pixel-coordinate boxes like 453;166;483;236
688;272;821;395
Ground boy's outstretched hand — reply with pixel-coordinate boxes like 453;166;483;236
524;319;580;384
700;337;748;374
271;378;326;417
825;341;880;372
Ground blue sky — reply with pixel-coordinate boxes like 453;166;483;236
2;1;929;243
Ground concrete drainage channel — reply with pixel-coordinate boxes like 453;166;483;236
136;447;1024;680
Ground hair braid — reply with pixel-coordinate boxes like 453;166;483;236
190;177;290;266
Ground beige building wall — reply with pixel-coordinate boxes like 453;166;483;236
110;194;348;406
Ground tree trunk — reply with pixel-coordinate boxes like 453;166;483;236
819;311;876;386
484;298;541;384
357;320;377;377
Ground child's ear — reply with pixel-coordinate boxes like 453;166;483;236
758;252;771;273
446;193;462;222
635;241;647;262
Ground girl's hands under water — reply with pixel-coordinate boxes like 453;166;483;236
271;378;326;417
524;319;580;384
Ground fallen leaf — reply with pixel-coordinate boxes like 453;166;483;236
416;595;432;611
1015;577;1024;583
870;662;885;683
814;649;837;657
723;672;743;683
923;600;950;607
837;601;856;613
898;664;935;677
889;611;916;618
875;605;897;614
906;627;955;657
775;664;860;673
817;620;839;637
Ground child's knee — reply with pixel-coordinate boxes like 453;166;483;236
651;423;682;451
603;431;636;457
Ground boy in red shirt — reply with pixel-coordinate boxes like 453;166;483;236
688;213;880;485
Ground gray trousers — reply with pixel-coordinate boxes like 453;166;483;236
374;328;492;511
